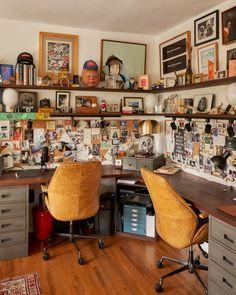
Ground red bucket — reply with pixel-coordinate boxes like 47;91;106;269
33;205;54;240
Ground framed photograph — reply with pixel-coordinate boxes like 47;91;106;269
159;31;191;79
197;42;218;74
194;10;219;46
227;48;236;70
222;6;236;45
124;97;143;113
18;92;37;112
193;94;214;113
100;39;146;81
75;96;98;114
56;91;70;110
39;32;78;79
217;70;227;79
106;103;120;113
138;135;154;156
138;74;150;90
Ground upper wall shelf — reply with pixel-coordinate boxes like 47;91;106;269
1;76;236;93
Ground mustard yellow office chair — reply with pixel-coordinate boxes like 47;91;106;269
141;168;208;294
41;161;104;265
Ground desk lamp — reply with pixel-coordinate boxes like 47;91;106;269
211;151;231;172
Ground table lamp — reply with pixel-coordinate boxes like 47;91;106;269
2;88;18;112
211;151;231;171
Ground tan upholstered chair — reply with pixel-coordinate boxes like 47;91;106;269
41;161;104;265
141;168;208;294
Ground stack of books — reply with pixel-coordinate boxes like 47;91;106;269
15;64;35;86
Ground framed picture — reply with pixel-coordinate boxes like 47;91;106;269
194;10;219;46
193;94;214;113
18;92;37;112
106;103;120;113
75;96;98;114
56;91;70;110
197;42;218;74
159;31;191;79
100;39;146;81
222;6;236;45
227;48;236;70
138;74;150;90
39;32;78;79
217;70;227;79
138;135;154;156
124;97;143;113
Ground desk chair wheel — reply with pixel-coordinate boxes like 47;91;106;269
78;257;85;265
155;283;163;293
43;252;50;261
98;239;105;249
194;255;201;265
156;261;163;268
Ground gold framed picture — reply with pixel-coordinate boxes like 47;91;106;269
38;32;78;79
75;96;98;114
106;103;120;113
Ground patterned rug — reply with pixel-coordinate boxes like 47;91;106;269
0;273;42;295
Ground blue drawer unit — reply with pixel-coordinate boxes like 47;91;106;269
123;205;146;236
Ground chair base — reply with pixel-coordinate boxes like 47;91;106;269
42;221;104;264
155;245;208;294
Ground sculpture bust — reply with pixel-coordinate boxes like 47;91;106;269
81;60;99;88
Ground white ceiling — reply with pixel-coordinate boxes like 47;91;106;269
0;0;226;35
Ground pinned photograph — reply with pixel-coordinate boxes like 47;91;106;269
193;94;214;113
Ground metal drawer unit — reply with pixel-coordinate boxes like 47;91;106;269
209;216;236;295
0;186;28;260
123;205;146;236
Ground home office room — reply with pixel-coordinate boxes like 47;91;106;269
1;0;236;294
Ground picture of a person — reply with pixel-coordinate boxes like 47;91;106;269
223;19;232;43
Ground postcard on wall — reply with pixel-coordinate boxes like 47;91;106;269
34;128;46;144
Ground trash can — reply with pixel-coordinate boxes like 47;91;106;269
33;205;54;240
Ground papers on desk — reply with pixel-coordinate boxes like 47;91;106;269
154;165;181;175
117;178;139;185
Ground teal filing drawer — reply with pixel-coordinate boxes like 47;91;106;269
123;205;146;236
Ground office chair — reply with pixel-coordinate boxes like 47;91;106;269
41;161;104;265
141;168;208;294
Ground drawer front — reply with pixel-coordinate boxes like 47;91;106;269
0;202;25;218
0;187;27;204
209;239;236;277
123;223;146;235
122;158;136;171
210;217;236;252
0;231;26;248
209;260;236;294
124;216;146;225
124;205;146;216
0;216;25;233
137;160;153;171
208;280;229;295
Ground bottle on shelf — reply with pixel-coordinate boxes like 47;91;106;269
185;59;193;85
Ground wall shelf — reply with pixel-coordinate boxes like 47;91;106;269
50;112;122;118
163;113;236;120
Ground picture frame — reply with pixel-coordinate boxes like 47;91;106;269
18;92;37;112
197;42;218;74
194;10;219;46
138;74;150;90
39;32;78;79
227;48;236;70
75;96;98;114
124;97;143;113
56;91;70;110
217;70;227;79
106;103;120;113
193;94;214;113
159;31;191;79
100;39;146;81
222;6;236;45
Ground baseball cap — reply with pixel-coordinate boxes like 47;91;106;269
83;60;98;70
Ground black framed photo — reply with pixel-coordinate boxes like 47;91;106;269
159;31;191;79
194;10;219;46
124;97;143;113
222;6;236;45
193;94;214;113
18;92;37;112
56;91;70;110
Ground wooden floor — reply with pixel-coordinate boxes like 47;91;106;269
0;235;208;295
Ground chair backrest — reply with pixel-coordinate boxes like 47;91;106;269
141;168;198;249
47;161;102;221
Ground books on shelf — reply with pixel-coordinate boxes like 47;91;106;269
16;64;35;86
117;178;139;185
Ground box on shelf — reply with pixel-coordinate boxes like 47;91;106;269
122;153;165;171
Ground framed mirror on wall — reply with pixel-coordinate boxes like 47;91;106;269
100;39;146;84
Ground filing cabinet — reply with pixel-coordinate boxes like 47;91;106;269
209;216;236;294
0;186;28;260
123;205;146;236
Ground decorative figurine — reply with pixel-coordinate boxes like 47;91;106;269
81;60;99;88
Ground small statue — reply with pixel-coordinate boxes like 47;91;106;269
81;60;99;88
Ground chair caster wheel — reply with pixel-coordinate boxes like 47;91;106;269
156;261;163;268
155;283;163;293
78;257;85;265
43;252;49;261
194;255;200;265
98;239;105;249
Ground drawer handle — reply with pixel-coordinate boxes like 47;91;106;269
131;214;138;218
1;238;11;243
223;255;234;266
1;209;11;214
1;194;12;199
1;223;12;228
222;277;233;289
131;228;138;231
131;209;138;213
224;234;234;244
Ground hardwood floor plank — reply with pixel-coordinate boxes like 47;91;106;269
0;236;208;295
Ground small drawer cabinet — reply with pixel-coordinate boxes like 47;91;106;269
0;186;28;260
209;216;236;294
123;205;146;236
